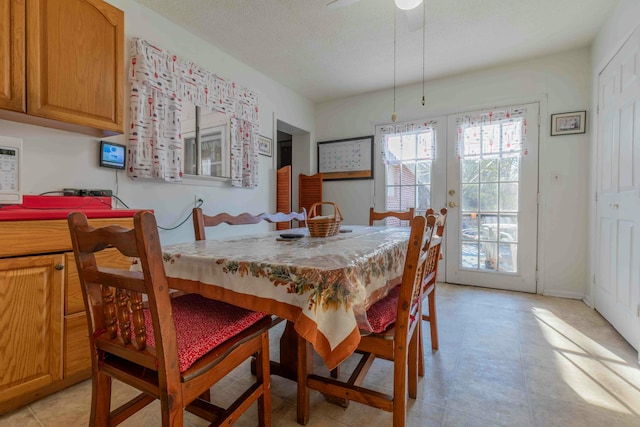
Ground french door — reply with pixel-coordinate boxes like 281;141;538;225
444;103;539;292
375;103;539;293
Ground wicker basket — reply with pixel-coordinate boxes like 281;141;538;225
307;202;343;237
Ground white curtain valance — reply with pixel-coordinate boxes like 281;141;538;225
128;38;260;187
376;119;438;164
455;106;528;159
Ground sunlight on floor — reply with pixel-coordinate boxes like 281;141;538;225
533;307;640;416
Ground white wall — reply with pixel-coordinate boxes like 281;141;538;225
587;0;640;305
0;0;315;245
316;48;592;298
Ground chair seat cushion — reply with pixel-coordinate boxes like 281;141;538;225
144;294;267;372
367;286;400;334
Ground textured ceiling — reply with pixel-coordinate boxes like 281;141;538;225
134;0;619;103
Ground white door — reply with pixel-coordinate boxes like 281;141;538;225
595;26;640;351
445;103;540;293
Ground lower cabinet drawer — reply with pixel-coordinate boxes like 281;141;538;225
64;313;91;377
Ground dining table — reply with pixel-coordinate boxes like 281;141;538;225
160;225;412;373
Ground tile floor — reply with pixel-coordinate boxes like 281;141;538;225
2;283;640;426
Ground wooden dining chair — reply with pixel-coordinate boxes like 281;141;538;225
369;207;415;226
325;206;415;381
192;207;306;240
68;211;272;427
298;214;435;427
418;208;447;376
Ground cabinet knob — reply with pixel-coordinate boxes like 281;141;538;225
55;263;64;270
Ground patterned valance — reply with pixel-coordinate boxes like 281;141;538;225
455;106;528;159
376;119;438;164
128;38;260;187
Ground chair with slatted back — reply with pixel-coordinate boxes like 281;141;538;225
192;208;306;241
298;214;436;427
369;207;415;227
418;208;447;377
327;206;415;380
68;211;272;427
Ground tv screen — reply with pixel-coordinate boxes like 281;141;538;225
100;141;126;170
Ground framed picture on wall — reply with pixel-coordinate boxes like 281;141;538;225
317;136;374;180
258;135;272;157
551;111;586;136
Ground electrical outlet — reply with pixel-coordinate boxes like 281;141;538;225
194;194;204;207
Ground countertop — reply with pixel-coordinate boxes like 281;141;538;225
0;195;143;221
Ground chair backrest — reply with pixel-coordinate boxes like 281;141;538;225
192;207;307;241
68;211;179;377
369;207;415;226
394;214;435;344
423;208;447;292
426;207;448;237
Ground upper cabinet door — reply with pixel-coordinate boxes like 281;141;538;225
26;0;124;134
0;0;26;112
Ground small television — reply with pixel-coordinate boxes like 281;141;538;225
99;141;126;170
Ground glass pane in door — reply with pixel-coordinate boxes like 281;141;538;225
461;155;520;273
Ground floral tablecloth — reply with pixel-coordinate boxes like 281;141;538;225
161;226;410;369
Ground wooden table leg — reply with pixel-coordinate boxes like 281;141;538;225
252;320;298;381
297;332;312;425
274;321;299;380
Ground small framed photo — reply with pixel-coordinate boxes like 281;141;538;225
258;135;272;157
551;111;586;136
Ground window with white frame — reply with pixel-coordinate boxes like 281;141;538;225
182;104;230;179
383;128;435;223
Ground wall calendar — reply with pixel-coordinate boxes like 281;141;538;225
317;135;374;180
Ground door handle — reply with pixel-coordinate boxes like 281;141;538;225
448;201;457;208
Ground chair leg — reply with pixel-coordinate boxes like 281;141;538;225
408;327;418;399
330;366;340;378
160;396;184;427
257;331;272;427
392;356;407;427
199;389;211;401
428;291;438;350
418;315;425;378
91;371;112;427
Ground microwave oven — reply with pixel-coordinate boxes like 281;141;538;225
0;135;23;205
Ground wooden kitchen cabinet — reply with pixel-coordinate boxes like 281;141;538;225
0;0;25;112
0;0;124;136
0;253;63;413
0;217;133;414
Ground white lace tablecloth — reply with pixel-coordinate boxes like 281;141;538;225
161;226;410;368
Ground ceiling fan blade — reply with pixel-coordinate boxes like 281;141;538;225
327;0;361;9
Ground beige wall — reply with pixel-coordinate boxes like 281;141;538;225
316;48;592;298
